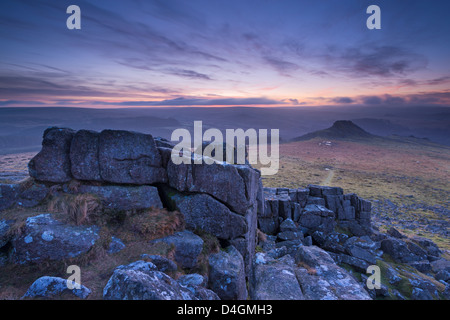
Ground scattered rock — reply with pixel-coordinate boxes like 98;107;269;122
0;184;20;211
380;238;421;263
0;219;14;248
208;245;247;300
250;254;304;300
103;261;195;300
178;273;220;300
108;236;126;254
295;245;371;300
387;227;405;239
22;276;91;299
152;230;203;269
12;214;100;263
141;254;177;272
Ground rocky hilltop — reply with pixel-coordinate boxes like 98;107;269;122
0;127;449;300
293;120;376;141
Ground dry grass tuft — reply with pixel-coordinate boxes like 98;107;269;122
48;193;102;225
297;261;317;275
121;208;185;242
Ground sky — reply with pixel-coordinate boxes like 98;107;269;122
1;0;450;108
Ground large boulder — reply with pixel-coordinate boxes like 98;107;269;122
12;214;100;263
1;181;49;212
28;127;75;183
16;182;49;208
167;158;259;216
0;219;14;248
98;129;166;185
208;245;247;300
295;245;371;300
77;185;163;211
298;204;335;233
0;184;20;211
250;253;304;300
380;238;422;263
344;236;380;265
70;130;102;181
167;191;247;240
22;276;91;299
177;273;220;300
152;231;203;269
103;261;195;300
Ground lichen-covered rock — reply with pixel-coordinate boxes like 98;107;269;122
250;253;304;300
12;214;100;263
103;261;195;300
107;236;126;254
16;182;49;208
208;245;247;300
28;127;75;183
77;184;163;211
167;191;247;240
167;158;259;216
0;219;14;248
380;238;422;263
140;254;177;272
98;129;166;184
298;204;335;233
0;184;20;211
177;273;220;300
22;276;91;299
70;129;102;181
152;230;203;269
294;245;371;300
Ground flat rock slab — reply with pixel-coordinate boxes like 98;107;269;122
77;184;163;211
12;214;100;263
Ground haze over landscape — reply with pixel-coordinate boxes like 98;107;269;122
0;0;449;302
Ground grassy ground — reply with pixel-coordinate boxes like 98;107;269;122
0;200;219;300
253;137;450;250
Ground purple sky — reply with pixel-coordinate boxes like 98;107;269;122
1;0;450;108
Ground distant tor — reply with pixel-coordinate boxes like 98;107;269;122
293;120;374;141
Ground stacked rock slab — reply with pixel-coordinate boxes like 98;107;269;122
26;127;261;274
259;185;372;237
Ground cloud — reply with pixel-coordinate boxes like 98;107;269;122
167;68;213;81
425;76;450;86
263;56;300;76
94;96;285;107
332;97;354;104
361;96;383;105
0;100;46;106
326;45;427;78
